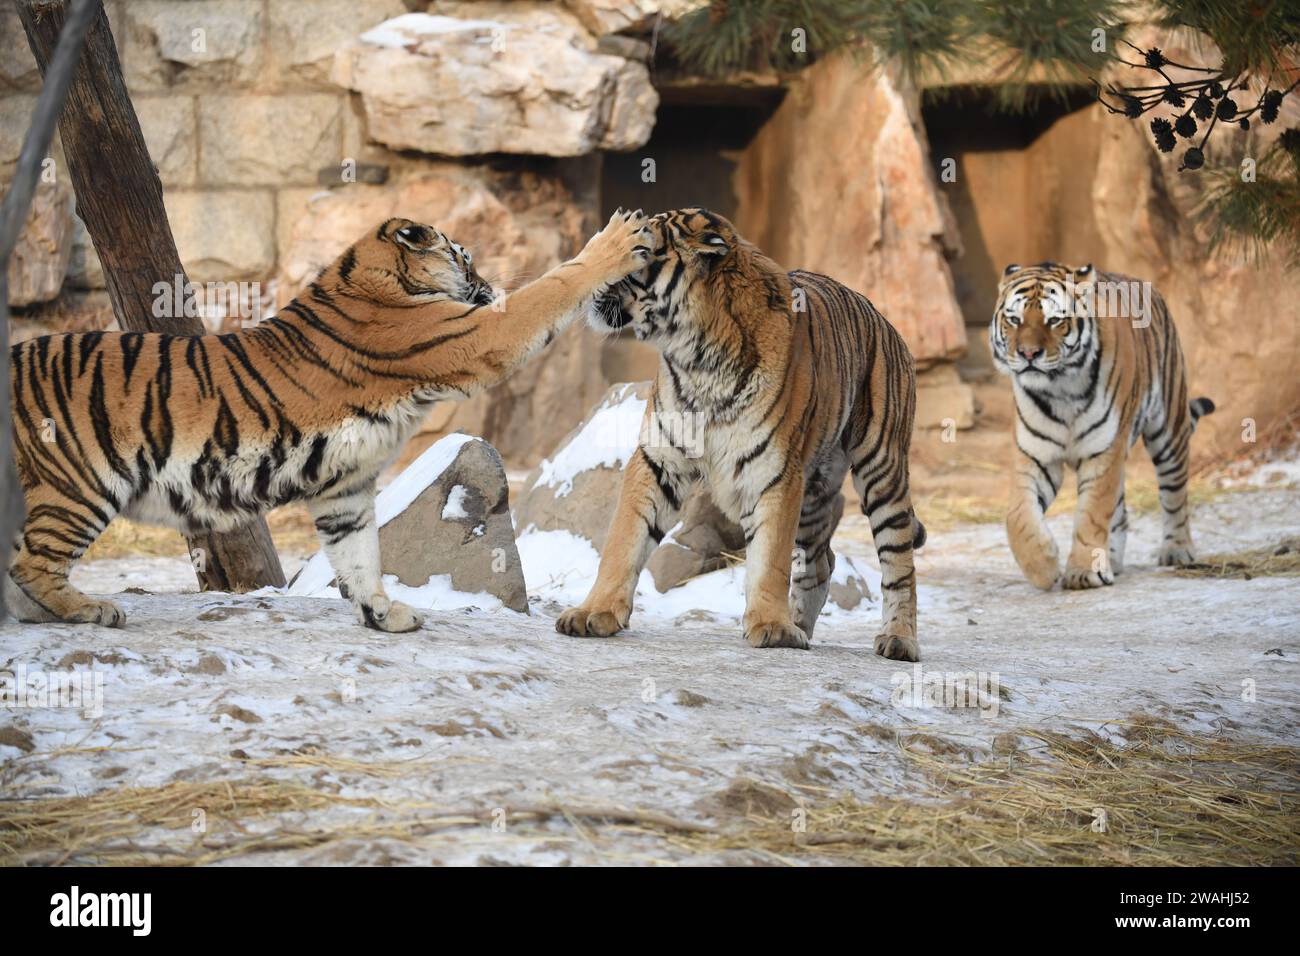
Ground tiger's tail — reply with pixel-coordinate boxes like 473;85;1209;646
1190;396;1215;429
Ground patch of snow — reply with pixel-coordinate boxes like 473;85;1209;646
517;527;892;625
442;485;471;521
532;384;645;497
360;13;506;49
377;433;475;527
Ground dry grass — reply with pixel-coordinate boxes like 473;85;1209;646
1174;537;1300;580
3;718;1295;866
83;506;319;561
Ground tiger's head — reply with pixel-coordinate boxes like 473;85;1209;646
318;218;496;308
589;207;786;357
990;261;1096;378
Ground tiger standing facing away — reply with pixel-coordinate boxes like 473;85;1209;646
557;208;925;661
7;210;652;630
990;262;1215;590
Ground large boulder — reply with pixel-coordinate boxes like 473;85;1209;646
733;53;968;367
514;381;651;552
330;12;657;156
289;435;528;613
6;178;73;307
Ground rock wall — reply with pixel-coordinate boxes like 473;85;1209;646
1;0;411;293
732;54;969;368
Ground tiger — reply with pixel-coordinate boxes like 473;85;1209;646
556;208;925;661
6;209;652;631
990;261;1215;590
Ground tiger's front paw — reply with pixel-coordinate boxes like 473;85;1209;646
1061;565;1114;590
874;630;919;662
357;594;423;633
69;599;126;628
583;207;652;285
556;602;630;638
1157;543;1195;566
744;619;809;650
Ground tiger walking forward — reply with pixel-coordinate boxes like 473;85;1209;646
991;262;1214;590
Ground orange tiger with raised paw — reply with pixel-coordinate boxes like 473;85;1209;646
7;210;652;630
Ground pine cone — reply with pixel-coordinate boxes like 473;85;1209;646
1144;48;1166;69
1180;147;1204;171
1192;94;1214;120
1151;117;1176;153
1217;97;1238;121
1261;90;1283;125
1174;113;1197;138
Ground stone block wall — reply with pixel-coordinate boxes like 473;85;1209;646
0;0;409;297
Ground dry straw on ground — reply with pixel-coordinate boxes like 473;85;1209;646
1174;537;1300;580
3;717;1295;865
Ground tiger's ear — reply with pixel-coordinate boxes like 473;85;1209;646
1072;263;1096;291
998;264;1021;288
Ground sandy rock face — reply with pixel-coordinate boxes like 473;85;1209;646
330;13;657;156
290;435;528;613
733;54;967;367
276;164;586;302
6;178;73;307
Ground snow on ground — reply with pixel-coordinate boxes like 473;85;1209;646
2;473;1298;864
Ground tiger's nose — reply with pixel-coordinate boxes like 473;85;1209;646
1018;345;1043;362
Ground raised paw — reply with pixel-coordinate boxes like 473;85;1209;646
1157;543;1195;567
71;599;126;628
356;594;423;633
586;207;653;283
556;604;629;638
745;620;809;650
1061;565;1114;590
874;630;919;662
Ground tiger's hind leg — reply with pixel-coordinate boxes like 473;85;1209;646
789;474;845;643
7;492;125;627
306;486;421;633
851;452;921;663
1144;410;1197;566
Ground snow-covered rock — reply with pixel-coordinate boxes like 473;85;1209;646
289;434;528;613
514;381;649;552
330;12;658;156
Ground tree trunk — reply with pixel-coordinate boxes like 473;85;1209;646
17;0;286;591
